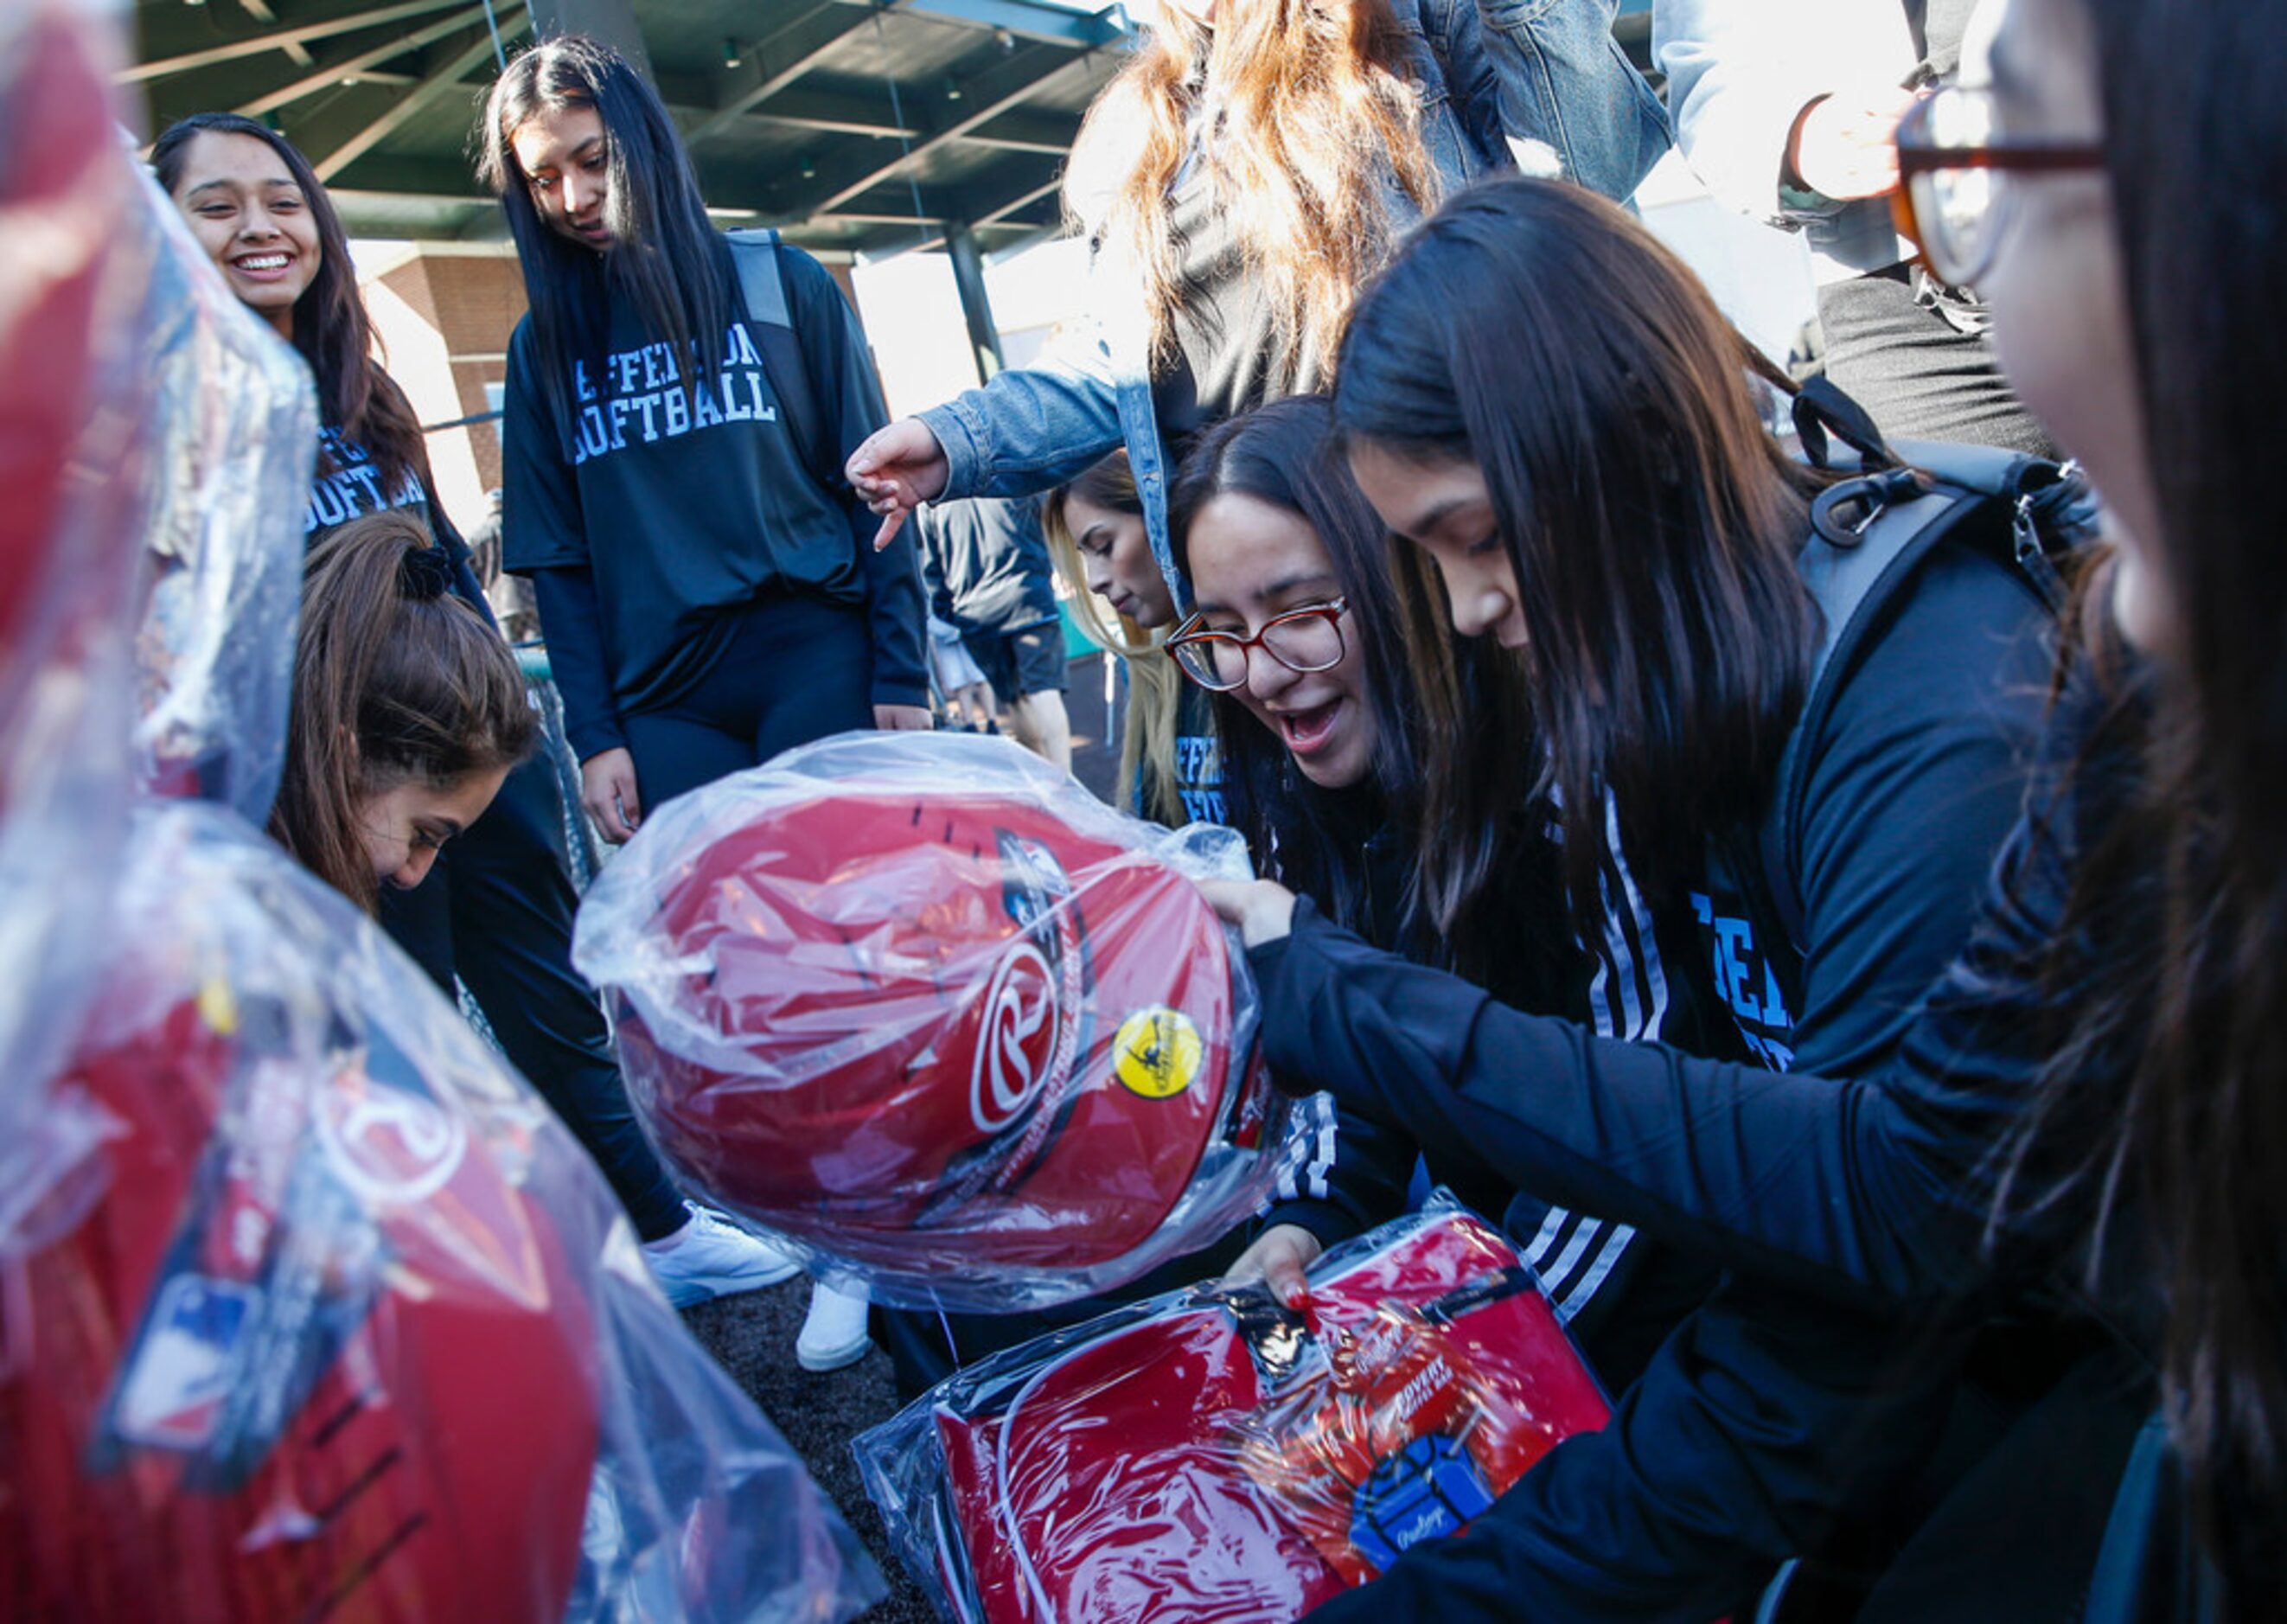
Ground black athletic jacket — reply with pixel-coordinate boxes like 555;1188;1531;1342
1265;536;2086;1621
505;239;928;760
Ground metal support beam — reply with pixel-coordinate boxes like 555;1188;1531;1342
828;0;1128;50
234;0;315;66
527;0;654;76
652;78;917;140
975;173;1063;227
127;0;473;83
944;221;1005;383
804;43;1088;218
235;4;493;118
955;109;1081;155
308;12;527;182
685;3;880;147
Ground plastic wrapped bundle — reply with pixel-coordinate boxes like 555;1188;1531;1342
129;161;315;824
0;803;885;1623
855;1197;1611;1624
575;731;1309;1313
0;0;162;1224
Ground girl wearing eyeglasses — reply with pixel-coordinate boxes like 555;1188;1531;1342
1202;177;2084;1620
1211;0;2287;1606
1166;395;1732;1391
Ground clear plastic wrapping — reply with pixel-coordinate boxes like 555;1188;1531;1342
855;1195;1612;1623
128;163;315;824
575;731;1309;1313
0;804;885;1623
0;0;160;1231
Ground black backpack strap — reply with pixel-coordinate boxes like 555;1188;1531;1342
1760;442;2093;949
1793;374;1901;472
724;227;840;496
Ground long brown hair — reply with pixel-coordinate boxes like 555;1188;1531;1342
1040;451;1195;826
150;113;430;499
1068;0;1439;393
269;513;535;912
1332;177;1830;937
1999;0;2287;1602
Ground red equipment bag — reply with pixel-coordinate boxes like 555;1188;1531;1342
576;732;1306;1312
856;1197;1612;1622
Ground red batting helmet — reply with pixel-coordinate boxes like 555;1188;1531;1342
605;771;1274;1288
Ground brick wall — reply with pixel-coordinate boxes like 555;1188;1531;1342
361;246;527;530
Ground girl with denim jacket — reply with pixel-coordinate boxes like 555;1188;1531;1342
846;0;1668;609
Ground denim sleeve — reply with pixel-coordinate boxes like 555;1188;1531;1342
1654;0;1915;222
915;329;1129;504
1465;0;1671;200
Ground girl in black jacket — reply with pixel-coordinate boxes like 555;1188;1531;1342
1166;395;1727;1389
1217;178;2077;1620
1216;0;2285;1612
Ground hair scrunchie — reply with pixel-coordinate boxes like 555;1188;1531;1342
398;542;457;602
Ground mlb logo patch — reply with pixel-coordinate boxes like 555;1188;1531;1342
1350;1433;1496;1574
111;1273;259;1454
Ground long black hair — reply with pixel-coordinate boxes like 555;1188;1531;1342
151;112;430;497
1332;176;1830;941
476;35;735;452
2001;0;2287;1603
1169;395;1532;975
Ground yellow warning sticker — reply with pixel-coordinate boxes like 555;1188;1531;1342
1113;1007;1203;1100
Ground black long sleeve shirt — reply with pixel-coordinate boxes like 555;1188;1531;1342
503;239;927;760
1264;537;2069;1621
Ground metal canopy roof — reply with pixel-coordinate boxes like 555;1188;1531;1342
125;0;1134;257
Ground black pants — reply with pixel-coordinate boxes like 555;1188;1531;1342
1817;265;2056;457
380;750;687;1241
622;594;876;811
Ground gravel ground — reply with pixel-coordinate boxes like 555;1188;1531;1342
681;1282;939;1624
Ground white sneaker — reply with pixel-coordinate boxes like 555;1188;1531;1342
642;1203;802;1308
795;1281;872;1371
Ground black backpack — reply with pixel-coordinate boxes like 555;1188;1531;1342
724;227;844;501
1757;379;2101;951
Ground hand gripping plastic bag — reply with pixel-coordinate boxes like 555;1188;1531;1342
574;732;1309;1313
854;1196;1612;1624
0;0;164;1235
128;157;315;825
0;802;885;1623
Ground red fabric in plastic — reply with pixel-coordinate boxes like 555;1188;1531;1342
0;996;600;1622
927;1210;1610;1623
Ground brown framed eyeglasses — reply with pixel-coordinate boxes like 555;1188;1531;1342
1166;598;1350;692
1892;85;2104;287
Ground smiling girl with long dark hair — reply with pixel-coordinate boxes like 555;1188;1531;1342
154;110;799;1315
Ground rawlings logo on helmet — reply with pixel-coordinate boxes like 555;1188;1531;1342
969;942;1058;1135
